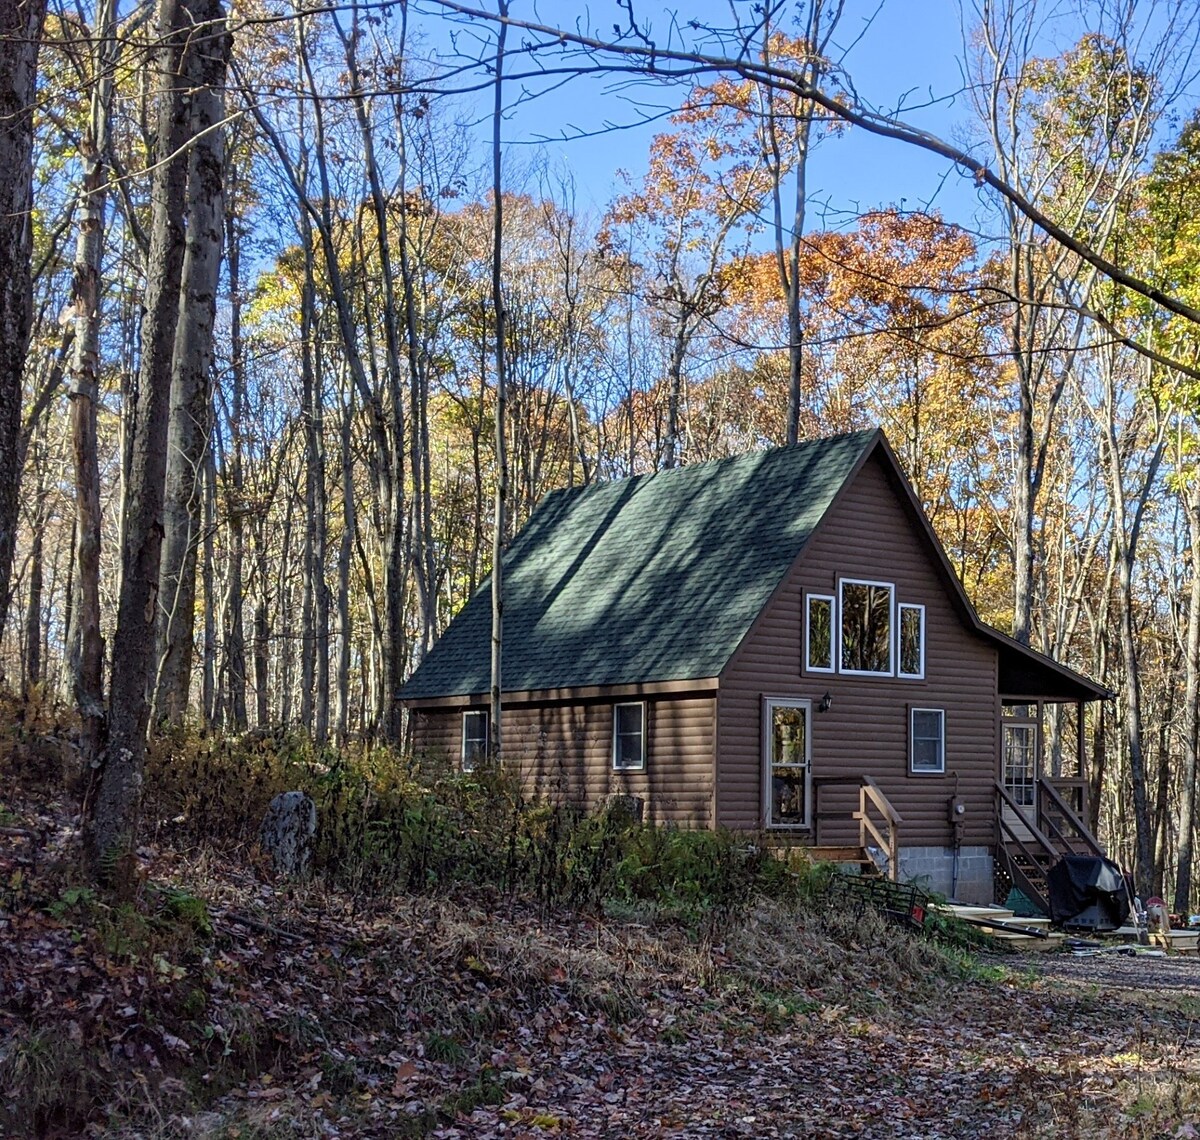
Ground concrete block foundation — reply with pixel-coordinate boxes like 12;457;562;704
896;845;994;905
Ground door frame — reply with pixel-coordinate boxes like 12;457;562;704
1001;699;1041;835
762;696;813;830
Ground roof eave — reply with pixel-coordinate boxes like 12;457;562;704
400;675;721;709
980;623;1114;702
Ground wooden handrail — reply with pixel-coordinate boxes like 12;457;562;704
995;781;1061;862
862;775;905;824
1038;777;1106;861
853;777;902;881
1037;808;1084;856
1046;777;1094;830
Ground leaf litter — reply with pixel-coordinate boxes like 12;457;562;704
3;804;1200;1138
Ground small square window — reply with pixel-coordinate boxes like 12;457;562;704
910;708;945;774
613;703;645;771
462;710;488;771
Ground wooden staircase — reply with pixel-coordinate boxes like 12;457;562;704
995;776;1110;917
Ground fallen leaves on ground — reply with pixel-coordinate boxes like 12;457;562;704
3;803;1200;1138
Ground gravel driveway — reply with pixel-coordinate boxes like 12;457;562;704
1005;947;1200;996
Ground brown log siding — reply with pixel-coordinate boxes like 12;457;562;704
716;452;999;848
411;695;714;826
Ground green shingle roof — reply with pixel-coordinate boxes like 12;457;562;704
398;429;879;701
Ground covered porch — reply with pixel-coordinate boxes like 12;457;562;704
989;631;1114;914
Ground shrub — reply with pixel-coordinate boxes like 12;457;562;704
139;731;817;914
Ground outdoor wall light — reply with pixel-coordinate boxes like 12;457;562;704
818;692;833;713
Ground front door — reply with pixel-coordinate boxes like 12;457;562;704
1002;703;1039;838
763;698;812;829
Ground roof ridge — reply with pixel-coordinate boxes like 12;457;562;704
533;428;880;511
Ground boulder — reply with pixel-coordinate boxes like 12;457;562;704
260;791;317;878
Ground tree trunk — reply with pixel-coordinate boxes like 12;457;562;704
312;339;330;744
22;457;44;688
85;0;195;877
250;548;267;728
662;327;688;471
334;390;354;744
224;202;249;730
489;3;509;759
0;0;47;657
201;445;218;726
1103;409;1165;898
278;496;295;726
1175;475;1200;912
154;0;229;725
67;0;118;767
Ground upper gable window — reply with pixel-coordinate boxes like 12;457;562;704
898;603;925;679
840;579;894;675
805;594;835;673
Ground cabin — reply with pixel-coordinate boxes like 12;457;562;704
399;429;1111;906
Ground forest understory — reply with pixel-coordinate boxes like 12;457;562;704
2;701;1200;1140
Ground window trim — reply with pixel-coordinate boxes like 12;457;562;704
909;707;945;775
612;701;646;771
461;709;488;772
762;696;813;830
804;592;837;674
897;602;926;680
838;577;896;677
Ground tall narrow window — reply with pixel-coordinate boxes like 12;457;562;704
910;708;945;774
898;603;925;679
613;703;645;770
805;594;835;673
462;710;488;772
840;579;894;674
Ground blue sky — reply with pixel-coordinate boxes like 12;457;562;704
418;0;995;229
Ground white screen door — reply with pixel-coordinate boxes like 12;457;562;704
764;699;812;828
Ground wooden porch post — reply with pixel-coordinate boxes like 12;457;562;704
1076;699;1086;778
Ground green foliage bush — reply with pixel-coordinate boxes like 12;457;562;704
141;733;816;915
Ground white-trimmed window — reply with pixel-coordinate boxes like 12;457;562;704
840;578;894;675
898;603;925;680
613;703;646;770
461;710;488;771
910;708;945;774
805;594;835;673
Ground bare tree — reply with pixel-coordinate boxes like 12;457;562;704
85;0;206;876
489;0;509;758
0;0;48;658
155;0;231;725
758;2;843;445
66;0;119;766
